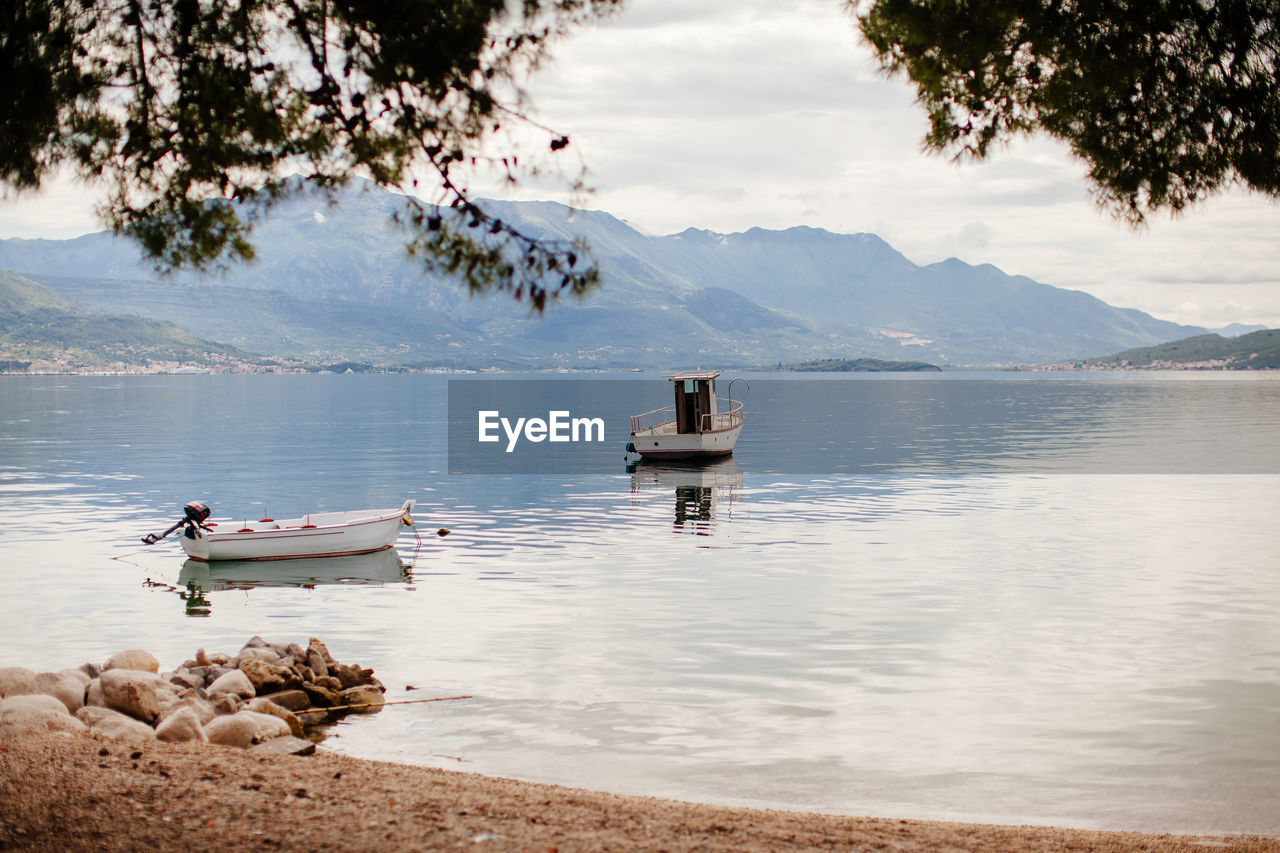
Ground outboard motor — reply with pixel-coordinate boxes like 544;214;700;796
141;500;212;546
183;501;211;526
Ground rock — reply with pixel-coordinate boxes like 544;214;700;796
32;671;85;714
180;665;217;686
306;649;329;678
242;635;270;650
264;689;312;713
204;714;257;748
307;637;335;665
238;659;298;694
169;671;204;691
99;669;168;724
157;695;216;727
204;710;290;748
155;707;208;743
78;661;102;679
315;675;343;692
337;685;386;713
59;668;91;688
209;693;241;716
244;710;291;742
247;698;305;738
207;669;255;701
300;682;340;708
283;643;307;665
233;647;279;668
0;666;36;698
85;679;105;708
207;652;230;665
195;648;212;667
75;706;156;742
249;736;316;756
332;664;362;690
155;686;188;717
0;694;87;737
103;649;160;674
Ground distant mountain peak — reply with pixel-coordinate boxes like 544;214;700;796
669;227;725;242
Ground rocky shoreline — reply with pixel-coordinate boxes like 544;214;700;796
0;636;385;753
3;638;1279;851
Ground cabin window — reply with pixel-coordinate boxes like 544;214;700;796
684;380;696;393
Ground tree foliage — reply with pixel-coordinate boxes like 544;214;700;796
1;0;618;310
856;0;1280;222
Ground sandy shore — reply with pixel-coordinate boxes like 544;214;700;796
1;730;1276;852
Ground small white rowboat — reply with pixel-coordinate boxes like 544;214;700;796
144;500;415;562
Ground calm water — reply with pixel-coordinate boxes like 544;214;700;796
2;373;1279;834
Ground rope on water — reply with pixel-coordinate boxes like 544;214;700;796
294;694;473;717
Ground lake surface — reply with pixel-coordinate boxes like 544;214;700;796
2;372;1279;834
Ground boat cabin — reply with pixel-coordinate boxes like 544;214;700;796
670;370;720;434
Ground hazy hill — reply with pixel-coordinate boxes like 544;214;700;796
1216;322;1269;337
0;178;1217;367
1088;329;1280;369
0;270;249;369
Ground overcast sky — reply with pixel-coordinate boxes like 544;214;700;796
2;0;1277;329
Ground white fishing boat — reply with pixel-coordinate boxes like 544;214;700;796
628;371;747;460
143;500;415;562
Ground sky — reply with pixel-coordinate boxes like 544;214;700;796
2;0;1277;329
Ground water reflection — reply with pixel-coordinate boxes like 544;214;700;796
167;548;413;614
630;458;743;535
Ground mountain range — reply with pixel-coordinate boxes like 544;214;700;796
0;269;248;370
0;178;1254;368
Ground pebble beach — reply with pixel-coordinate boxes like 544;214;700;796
3;638;1278;852
4;731;1280;852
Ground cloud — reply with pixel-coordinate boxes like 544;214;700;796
0;171;102;239
958;222;993;249
1152;271;1280;286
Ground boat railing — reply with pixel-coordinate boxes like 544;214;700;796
632;399;744;434
701;398;744;432
631;405;676;434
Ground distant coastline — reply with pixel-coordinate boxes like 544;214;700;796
776;357;942;372
7;329;1280;376
1024;362;1279;372
1034;329;1280;371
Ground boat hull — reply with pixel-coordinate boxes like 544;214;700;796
631;423;742;460
180;501;413;562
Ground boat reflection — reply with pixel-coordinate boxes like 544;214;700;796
173;548;413;614
629;457;743;535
